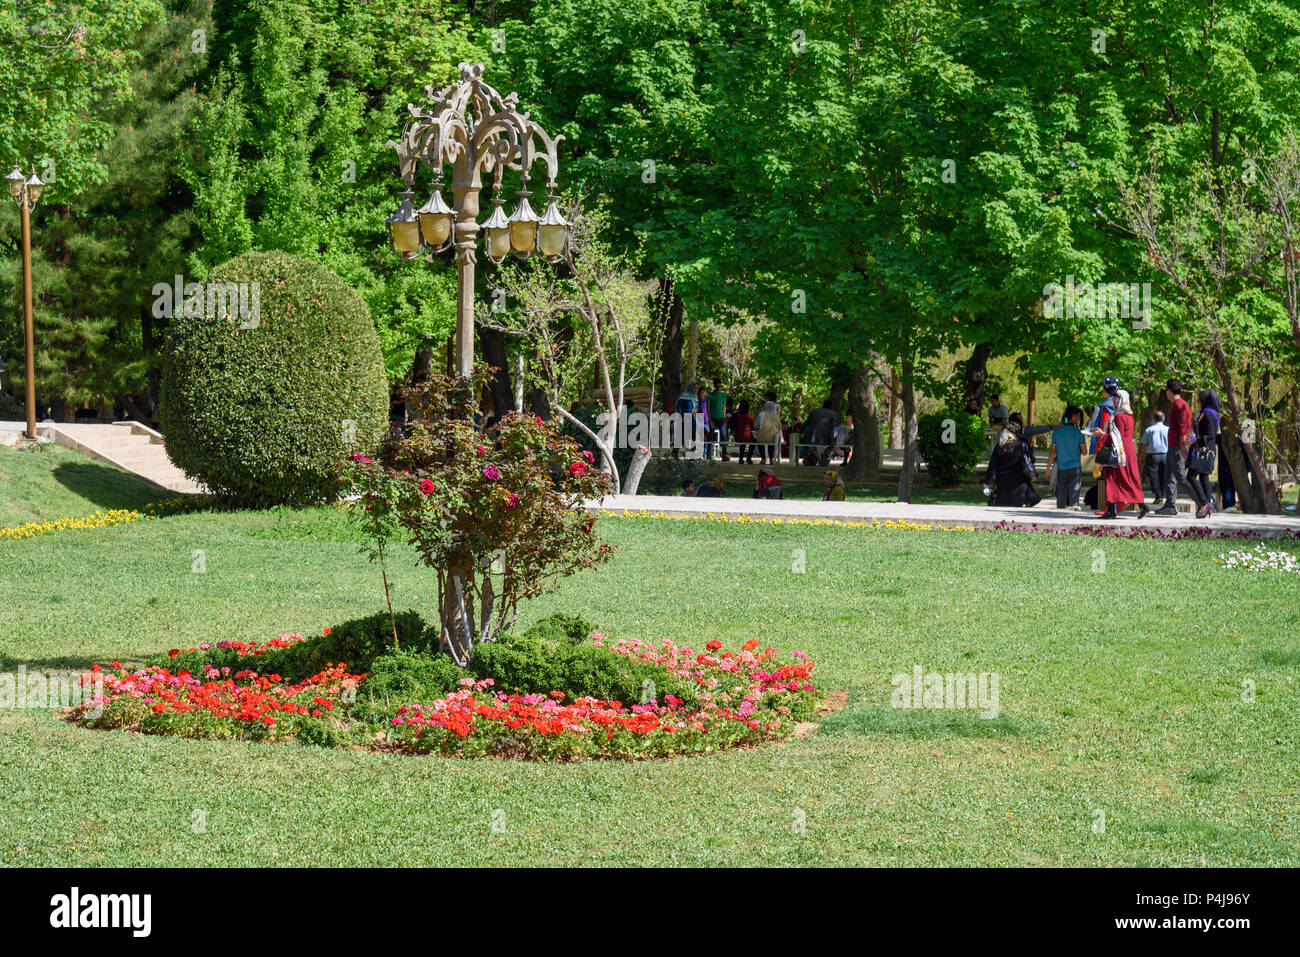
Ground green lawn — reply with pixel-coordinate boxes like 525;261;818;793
0;444;170;527
1;479;1297;865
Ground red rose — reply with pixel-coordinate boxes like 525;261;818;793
581;450;595;464
419;479;435;495
476;445;485;456
569;461;588;477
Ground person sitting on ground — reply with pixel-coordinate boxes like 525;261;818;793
823;470;846;501
983;417;1041;507
681;479;697;496
754;468;783;499
695;475;727;497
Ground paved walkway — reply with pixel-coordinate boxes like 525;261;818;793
589;494;1300;537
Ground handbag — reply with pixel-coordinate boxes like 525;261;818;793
1188;409;1218;473
1189;442;1215;473
1095;445;1119;467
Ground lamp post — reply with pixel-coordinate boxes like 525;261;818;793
386;62;570;378
6;166;42;440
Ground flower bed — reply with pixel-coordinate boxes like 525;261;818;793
70;625;820;760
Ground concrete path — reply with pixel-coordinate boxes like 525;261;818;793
590;494;1300;537
1;420;203;494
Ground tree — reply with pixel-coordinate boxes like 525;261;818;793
480;200;656;491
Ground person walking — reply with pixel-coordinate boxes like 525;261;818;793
1187;390;1221;519
1047;405;1086;508
983;418;1041;506
1138;411;1169;508
1154;379;1192;516
1093;389;1146;519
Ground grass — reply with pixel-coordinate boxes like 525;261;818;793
0;447;1297;866
0;444;169;527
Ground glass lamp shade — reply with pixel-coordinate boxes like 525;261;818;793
6;167;25;199
24;175;42;205
537;199;570;260
417;188;455;248
481;203;512;263
387;196;422;258
507;195;540;255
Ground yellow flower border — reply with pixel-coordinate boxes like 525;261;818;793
597;508;978;533
0;497;204;541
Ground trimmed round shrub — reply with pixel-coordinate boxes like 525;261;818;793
917;410;985;486
160;251;389;505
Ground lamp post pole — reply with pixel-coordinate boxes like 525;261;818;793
386;62;570;379
7;166;43;440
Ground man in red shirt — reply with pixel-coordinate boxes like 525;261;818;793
1155;378;1192;516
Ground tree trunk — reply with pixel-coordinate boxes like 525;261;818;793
622;445;652;495
843;359;881;483
658;278;684;407
898;360;918;502
479;326;514;416
888;369;902;448
961;343;991;408
828;373;849;417
412;334;435;385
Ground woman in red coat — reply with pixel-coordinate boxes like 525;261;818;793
1094;389;1146;519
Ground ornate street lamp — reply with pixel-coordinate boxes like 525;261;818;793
387;62;569;376
7;166;43;440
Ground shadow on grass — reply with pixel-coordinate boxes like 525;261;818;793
1258;649;1300;668
820;703;1050;738
50;460;165;511
0;654;104;672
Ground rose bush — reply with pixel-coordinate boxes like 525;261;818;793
345;366;614;664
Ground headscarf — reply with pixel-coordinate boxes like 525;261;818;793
998;418;1024;450
1115;389;1133;415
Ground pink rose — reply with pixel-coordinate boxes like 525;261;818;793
483;465;502;482
581;450;595;464
505;492;520;509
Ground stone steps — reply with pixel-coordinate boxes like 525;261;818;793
45;422;204;494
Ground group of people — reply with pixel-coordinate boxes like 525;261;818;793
984;376;1224;519
673;383;852;466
